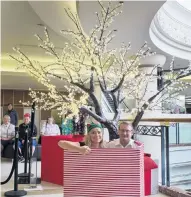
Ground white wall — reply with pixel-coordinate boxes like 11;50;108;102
137;134;162;183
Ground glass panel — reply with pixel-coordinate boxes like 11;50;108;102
14;107;23;123
41;109;51;120
4;90;13;106
179;123;191;144
14;90;24;106
1;90;4;106
23;91;32;104
169;123;177;144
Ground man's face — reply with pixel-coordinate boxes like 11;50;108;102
8;104;13;110
24;117;30;124
118;124;133;142
3;116;10;124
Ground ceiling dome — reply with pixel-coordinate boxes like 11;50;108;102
149;0;191;60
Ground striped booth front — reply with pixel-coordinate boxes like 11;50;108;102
64;147;144;197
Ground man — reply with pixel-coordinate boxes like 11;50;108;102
18;113;37;161
0;115;15;155
5;103;18;126
106;121;141;148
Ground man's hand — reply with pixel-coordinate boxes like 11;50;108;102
79;146;91;155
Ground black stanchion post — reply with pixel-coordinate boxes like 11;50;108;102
28;103;35;183
161;126;166;186
24;130;28;174
28;102;41;185
28;137;32;184
18;129;31;184
4;131;27;197
165;126;170;187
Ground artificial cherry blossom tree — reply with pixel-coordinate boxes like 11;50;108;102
10;1;191;140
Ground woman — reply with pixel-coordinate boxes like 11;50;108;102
58;123;105;155
38;117;60;145
41;117;60;136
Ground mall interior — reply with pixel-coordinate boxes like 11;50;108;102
1;1;191;197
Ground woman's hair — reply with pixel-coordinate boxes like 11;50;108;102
84;128;104;148
47;116;54;124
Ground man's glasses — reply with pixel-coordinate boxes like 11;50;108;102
119;129;133;132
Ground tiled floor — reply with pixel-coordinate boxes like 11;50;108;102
1;158;169;197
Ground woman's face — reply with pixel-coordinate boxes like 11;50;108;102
89;128;102;144
48;118;54;124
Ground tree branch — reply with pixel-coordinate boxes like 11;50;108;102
111;93;118;113
90;67;94;92
89;93;104;117
113;109;121;122
70;82;90;93
132;70;191;128
80;106;106;123
110;74;125;93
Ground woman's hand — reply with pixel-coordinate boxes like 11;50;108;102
79;146;91;155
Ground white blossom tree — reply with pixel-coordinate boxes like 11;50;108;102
10;1;191;140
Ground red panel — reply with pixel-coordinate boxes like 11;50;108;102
144;154;158;171
41;135;83;185
144;170;151;196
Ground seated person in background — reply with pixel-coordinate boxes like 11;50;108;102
18;113;37;161
0;115;15;156
41;117;60;136
58;123;106;154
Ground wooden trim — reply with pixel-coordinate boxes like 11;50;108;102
159;186;191;197
122;118;191;123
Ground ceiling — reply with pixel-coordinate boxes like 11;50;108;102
1;1;78;61
1;71;67;90
150;0;191;60
78;1;189;68
1;0;190;90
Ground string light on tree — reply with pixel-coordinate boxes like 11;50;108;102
10;0;191;140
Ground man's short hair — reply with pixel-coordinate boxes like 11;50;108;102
118;121;134;130
7;103;12;106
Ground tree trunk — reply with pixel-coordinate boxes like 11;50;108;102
132;110;144;129
102;121;119;141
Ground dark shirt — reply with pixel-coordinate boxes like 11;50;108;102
18;122;37;140
5;109;18;126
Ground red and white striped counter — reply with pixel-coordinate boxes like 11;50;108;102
64;147;144;197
